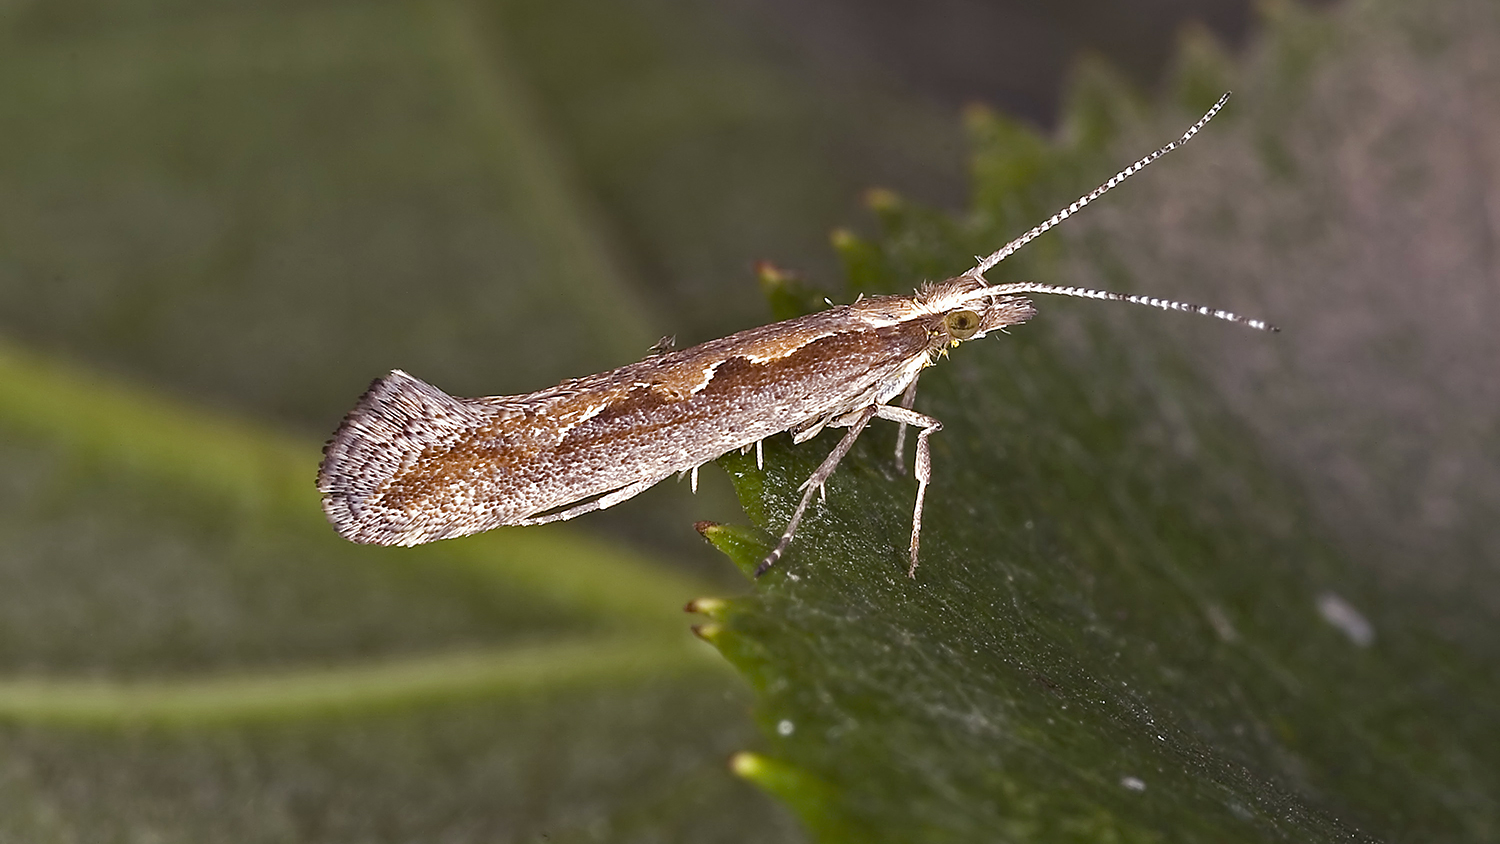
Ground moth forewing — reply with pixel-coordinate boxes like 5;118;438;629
318;292;954;549
319;93;1273;577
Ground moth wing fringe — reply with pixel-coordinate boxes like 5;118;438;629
317;370;488;546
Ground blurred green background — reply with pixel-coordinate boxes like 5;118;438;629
11;0;1500;840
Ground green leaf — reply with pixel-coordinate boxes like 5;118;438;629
0;683;797;844
695;0;1500;840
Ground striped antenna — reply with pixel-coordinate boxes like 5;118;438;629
965;281;1277;332
971;92;1231;278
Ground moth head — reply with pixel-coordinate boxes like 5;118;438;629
936;299;1037;347
916;277;1036;344
943;309;981;341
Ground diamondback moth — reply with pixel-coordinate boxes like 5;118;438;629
317;93;1273;578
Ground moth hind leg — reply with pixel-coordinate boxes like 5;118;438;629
892;375;921;472
871;404;942;578
755;406;877;577
755;402;942;579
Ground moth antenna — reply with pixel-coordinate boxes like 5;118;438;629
971;92;1230;278
971;281;1277;331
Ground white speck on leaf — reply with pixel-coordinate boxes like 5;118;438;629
1317;592;1375;647
1205;603;1239;642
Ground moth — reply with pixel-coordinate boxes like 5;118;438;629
317;93;1272;578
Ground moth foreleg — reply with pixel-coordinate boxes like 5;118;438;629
515;473;669;527
892;375;921;472
872;404;943;578
754;405;878;577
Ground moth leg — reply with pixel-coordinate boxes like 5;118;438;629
514;474;669;526
755;405;878;577
892;374;921;472
872;404;943;578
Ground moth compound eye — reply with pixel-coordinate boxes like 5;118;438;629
945;309;981;340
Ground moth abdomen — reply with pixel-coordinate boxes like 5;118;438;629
317;369;494;546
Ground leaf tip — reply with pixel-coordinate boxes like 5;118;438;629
729;752;848;836
684;596;729;618
695;520;773;578
691;622;725;643
863;186;900;212
728;750;769;779
755;262;827;320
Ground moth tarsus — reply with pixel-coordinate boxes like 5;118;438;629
317;92;1273;579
